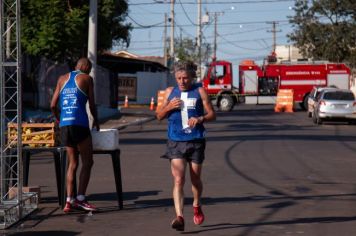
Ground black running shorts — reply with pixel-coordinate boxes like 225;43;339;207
60;125;91;147
161;139;206;164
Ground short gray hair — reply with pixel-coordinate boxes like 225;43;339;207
174;60;197;78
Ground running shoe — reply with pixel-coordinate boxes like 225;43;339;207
193;205;205;225
73;199;97;211
63;201;73;213
171;216;185;231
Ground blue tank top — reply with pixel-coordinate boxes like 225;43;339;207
167;84;205;141
59;71;89;127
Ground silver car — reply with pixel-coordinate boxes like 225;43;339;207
312;89;356;125
307;86;338;117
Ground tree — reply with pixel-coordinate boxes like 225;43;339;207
173;37;211;64
288;0;356;67
21;0;131;63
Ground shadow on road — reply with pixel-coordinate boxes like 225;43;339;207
181;215;356;234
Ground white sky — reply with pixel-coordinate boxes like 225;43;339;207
117;0;296;65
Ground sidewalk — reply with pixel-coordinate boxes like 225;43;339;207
1;107;159;235
100;107;156;130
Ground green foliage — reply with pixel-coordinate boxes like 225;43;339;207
174;37;211;64
288;0;356;67
21;0;131;63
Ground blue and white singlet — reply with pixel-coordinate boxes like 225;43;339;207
59;70;89;127
167;84;205;141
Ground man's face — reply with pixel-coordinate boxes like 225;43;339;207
175;70;193;91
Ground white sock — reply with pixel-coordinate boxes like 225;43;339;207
66;197;74;203
76;195;85;201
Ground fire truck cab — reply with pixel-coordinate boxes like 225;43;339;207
202;60;239;111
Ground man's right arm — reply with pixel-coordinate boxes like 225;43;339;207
156;87;179;120
50;76;63;122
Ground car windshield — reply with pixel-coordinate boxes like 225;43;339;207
323;91;355;101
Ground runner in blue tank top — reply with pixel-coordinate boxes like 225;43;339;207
156;60;216;231
51;58;99;213
59;70;90;127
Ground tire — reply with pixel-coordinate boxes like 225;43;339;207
300;95;309;111
218;94;234;111
313;111;323;125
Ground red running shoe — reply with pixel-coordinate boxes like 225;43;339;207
193;205;205;225
73;199;97;211
171;216;185;231
63;201;73;213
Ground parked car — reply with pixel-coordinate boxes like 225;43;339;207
312;89;356;125
307;86;338;117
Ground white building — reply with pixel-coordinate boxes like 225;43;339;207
275;45;305;62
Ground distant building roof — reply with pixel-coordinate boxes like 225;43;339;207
113;50;140;59
99;52;168;73
111;50;165;67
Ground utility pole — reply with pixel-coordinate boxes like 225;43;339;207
163;13;168;67
169;0;175;62
196;0;202;80
267;21;281;53
212;12;223;61
87;0;97;128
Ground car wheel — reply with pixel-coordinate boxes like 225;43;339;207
300;95;309;111
218;94;234;112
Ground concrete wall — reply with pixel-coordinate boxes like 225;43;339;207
37;60;70;109
118;71;174;104
32;58;172;110
95;65;113;106
35;59;115;109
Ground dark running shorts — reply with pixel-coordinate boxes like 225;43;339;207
60;125;91;147
161;139;206;164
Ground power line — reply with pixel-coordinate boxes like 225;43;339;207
131;19;290;29
177;0;197;26
129;0;295;6
218;33;271;51
127;15;165;28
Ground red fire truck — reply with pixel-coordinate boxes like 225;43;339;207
202;59;351;111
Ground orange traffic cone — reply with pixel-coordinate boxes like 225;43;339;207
150;97;155;110
124;95;129;108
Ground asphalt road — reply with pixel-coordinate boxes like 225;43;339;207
3;104;356;236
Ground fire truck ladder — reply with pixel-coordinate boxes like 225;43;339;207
0;0;38;229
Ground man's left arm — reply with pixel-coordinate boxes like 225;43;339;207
188;87;216;128
88;76;100;131
198;87;216;123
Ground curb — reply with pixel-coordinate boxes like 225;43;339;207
111;116;156;130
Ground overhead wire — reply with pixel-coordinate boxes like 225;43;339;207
127;15;165;28
177;0;197;26
218;33;271;51
130;19;290;29
126;0;294;56
129;0;295;6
